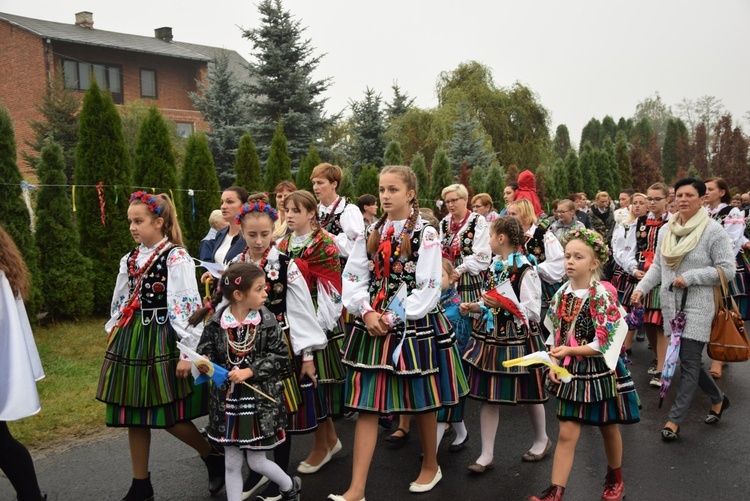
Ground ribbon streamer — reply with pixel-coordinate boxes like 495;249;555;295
72;184;76;212
96;181;106;226
188;189;196;220
20;181;36;234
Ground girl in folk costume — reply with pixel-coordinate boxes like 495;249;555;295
312;163;365;262
230;199;328;500
272;181;297;241
619;183;670;387
530;228;639;501
0;227;46;501
330;166;469;501
460;216;549;474
277;190;346;475
191;263;302;501
506;199;566;310
96;192;223;501
439;184;491;306
612;193;648;351
704;177;750;378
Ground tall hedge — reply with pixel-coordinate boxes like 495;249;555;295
133;106;178;205
36;141;93;320
234;133;263;193
265;120;292;192
74;80;132;313
181;133;221;256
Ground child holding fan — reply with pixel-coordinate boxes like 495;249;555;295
191;262;301;501
96;192;223;501
460;216;549;473
530;228;639;501
331;166;468;501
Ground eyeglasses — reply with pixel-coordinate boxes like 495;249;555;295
646;197;665;203
471;204;485;210
444;197;465;205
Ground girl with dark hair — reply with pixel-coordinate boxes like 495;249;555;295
331;166;468;500
200;187;250;265
278;190;346;476
0;226;46;501
191;262;301;501
96;192;223;500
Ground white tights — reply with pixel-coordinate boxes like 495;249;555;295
474;403;548;465
224;445;293;501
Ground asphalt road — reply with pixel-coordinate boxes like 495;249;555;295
3;337;750;501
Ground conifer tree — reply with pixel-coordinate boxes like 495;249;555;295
23;70;80;182
578;141;597;198
553;124;571;160
600;115;617;144
357;165;380;197
537;165;555;206
410;153;429;196
265;119;293;192
485;163;505;208
693;122;710;179
296;143;320;192
74;80;132;313
687;165;699;179
234;133;263;192
553;158;567;198
243;0;332;164
580;118;602;150
350;87;386;173
430;148;454;202
133;107;178;207
445;104;495;177
35;141;93;320
181;133;221;255
383;139;403;166
565;149;583;194
603;137;622;196
595;148;615;196
385;84;415;121
191;52;248;186
469;164;486;196
662;118;680;184
338;167;356;200
0;106;42;314
615;131;632;189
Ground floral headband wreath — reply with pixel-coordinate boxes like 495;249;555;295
235;201;279;224
129;190;163;215
562;227;610;263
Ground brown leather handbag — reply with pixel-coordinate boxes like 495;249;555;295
707;267;749;362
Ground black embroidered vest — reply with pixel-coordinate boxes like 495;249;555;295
635;215;665;255
441;215;478;260
711;205;733;224
367;225;427;307
524;226;548;264
485;262;529;323
320;200;348;236
264;254;290;329
128;248;172;325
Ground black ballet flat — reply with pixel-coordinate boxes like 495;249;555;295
661;425;679;441
705;395;730;424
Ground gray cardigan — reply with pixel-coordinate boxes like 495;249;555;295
634;219;735;343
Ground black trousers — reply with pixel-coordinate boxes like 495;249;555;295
0;421;42;500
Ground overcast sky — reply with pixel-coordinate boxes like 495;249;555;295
3;0;749;144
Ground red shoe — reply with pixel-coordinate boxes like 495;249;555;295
601;467;624;500
529;484;565;501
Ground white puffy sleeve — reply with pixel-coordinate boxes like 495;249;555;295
334;204;366;259
166;248;204;359
286;260;328;354
724;208;748;256
618;224;638;274
520;267;542;324
315;279;343;332
456;214;491;276
405;226;442;319
105;254;130;333
342;232;373;317
538;231;565;284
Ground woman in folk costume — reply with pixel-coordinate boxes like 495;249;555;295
330;166;468;501
96;192;223;501
530;228;639;501
277;190;346;475
704;177;750;379
0;227;46;501
619;182;670;387
228;199;328;500
460;216;549;473
272;181;298;241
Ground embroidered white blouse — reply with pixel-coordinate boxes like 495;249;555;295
231;246;327;355
477;255;542;324
619;212;669;275
343;216;442;319
438;212;491;276
708;203;748;256
525;224;565;284
318;198;365;259
106;238;203;360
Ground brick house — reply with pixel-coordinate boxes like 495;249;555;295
0;11;250;173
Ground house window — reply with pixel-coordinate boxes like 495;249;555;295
61;59;123;104
140;69;157;98
176;123;194;138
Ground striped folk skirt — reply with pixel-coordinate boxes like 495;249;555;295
341;310;469;415
641;283;663;326
463;319;548;405
287;329;345;434
96;314;207;428
729;252;749;320
554;356;640;426
611;264;636;308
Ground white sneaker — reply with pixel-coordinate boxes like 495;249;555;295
650;374;662;387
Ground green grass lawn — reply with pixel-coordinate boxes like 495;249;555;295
8;318;113;449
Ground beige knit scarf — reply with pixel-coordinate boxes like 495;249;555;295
661;208;710;269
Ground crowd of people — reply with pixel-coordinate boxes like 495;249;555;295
1;162;748;501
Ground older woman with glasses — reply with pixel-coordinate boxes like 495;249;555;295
471;193;499;223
